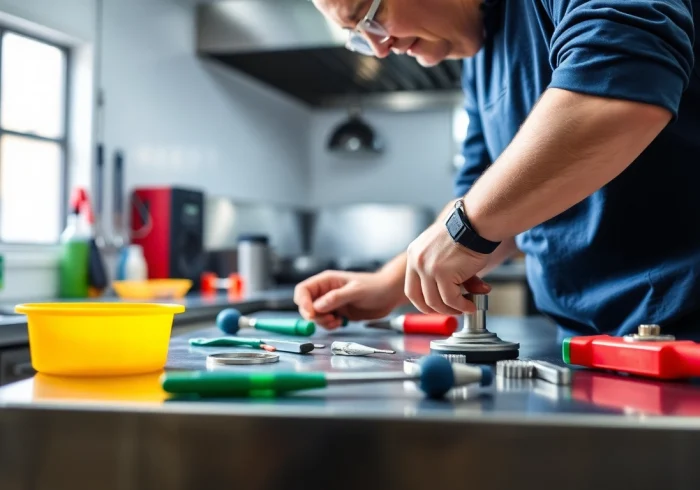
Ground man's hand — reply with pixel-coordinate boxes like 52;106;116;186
405;218;491;315
293;269;406;330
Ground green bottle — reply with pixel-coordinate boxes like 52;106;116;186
58;205;90;298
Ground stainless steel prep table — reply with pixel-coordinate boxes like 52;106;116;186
1;304;700;490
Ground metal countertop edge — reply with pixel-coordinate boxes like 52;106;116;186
3;398;700;431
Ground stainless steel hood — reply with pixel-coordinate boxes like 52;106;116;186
196;0;464;108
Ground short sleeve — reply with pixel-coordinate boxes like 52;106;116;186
546;0;695;119
454;61;492;198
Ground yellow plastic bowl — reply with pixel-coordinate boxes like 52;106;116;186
112;279;193;300
15;302;185;377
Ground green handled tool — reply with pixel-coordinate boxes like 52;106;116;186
161;355;493;399
163;371;328;398
217;308;316;337
190;337;315;354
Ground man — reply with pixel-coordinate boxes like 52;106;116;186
295;0;700;339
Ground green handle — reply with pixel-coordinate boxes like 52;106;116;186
189;337;263;349
161;371;328;397
253;318;316;337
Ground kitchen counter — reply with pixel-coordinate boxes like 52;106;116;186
1;302;700;490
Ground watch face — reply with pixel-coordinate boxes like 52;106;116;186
446;212;464;238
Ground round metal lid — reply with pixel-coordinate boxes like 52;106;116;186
206;352;279;366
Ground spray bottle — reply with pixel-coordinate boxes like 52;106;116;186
58;189;91;298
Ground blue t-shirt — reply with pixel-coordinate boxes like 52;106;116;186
455;0;700;338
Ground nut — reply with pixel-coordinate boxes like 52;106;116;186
638;324;661;337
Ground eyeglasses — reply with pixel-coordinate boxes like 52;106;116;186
345;0;390;56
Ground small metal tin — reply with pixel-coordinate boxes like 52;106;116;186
206;352;279;366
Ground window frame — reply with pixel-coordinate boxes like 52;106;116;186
0;25;71;245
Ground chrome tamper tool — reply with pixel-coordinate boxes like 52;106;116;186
430;293;519;362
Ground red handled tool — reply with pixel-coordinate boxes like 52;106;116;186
563;324;700;380
364;314;458;336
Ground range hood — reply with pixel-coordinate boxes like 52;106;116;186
196;0;464;108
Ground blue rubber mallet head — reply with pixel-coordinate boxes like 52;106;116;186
217;308;242;335
416;355;493;398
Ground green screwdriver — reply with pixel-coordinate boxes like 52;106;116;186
161;355;493;399
216;308;316;337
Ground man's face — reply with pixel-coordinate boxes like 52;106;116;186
313;0;483;67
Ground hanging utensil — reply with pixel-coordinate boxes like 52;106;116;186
113;149;125;248
93;144;106;248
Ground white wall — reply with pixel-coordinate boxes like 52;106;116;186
309;108;458;215
100;0;311;222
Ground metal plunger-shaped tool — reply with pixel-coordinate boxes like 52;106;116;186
430;293;520;362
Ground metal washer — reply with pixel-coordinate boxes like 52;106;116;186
623;334;676;343
206;352;280;366
449;331;501;343
430;338;519;363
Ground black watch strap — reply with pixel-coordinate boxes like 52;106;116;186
445;199;501;254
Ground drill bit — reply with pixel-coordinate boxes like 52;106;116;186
331;341;395;357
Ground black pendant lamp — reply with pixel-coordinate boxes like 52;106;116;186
327;106;384;155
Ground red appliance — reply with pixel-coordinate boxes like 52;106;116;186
130;187;206;288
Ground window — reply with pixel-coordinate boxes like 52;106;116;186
0;30;68;244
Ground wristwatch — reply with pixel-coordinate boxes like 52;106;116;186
445;199;500;254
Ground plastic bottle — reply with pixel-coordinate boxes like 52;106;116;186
124;244;148;281
58;190;91;298
82;192;108;295
116;247;129;280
